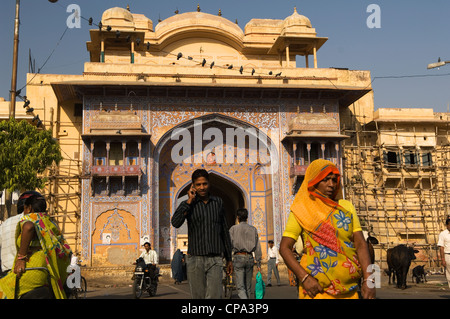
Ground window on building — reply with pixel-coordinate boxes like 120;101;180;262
383;150;400;167
110;177;123;196
93;142;107;166
292;176;304;195
93;177;107;196
421;152;433;167
403;150;418;166
109;142;123;166
125;176;139;196
126;141;139;165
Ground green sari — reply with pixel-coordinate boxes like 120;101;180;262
0;212;72;299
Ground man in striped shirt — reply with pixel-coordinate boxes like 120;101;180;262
171;169;233;299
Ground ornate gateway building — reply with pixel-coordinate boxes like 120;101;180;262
17;6;374;266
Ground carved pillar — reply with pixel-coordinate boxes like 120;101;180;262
106;141;110;166
285;44;290;68
292;141;297;165
306;143;311;164
91;141;95;166
122;141;126;167
321;142;326;159
335;142;340;166
313;42;318;68
100;38;105;63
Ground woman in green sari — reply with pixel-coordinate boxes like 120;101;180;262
0;193;72;299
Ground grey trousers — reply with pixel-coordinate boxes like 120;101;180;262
267;258;280;285
186;255;223;299
233;254;254;299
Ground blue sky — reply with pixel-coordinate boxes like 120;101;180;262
1;0;450;112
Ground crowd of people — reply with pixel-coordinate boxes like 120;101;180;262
1;161;449;299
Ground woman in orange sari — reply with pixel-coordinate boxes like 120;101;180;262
279;159;376;299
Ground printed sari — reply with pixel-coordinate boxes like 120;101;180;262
0;212;72;299
289;159;362;299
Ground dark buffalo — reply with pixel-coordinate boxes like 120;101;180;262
386;245;419;289
386;248;396;285
411;265;427;284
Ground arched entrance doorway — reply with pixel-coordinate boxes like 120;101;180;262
155;114;276;263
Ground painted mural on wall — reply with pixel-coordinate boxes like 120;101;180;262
91;208;139;266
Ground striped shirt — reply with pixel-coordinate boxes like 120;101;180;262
229;221;262;267
171;195;232;261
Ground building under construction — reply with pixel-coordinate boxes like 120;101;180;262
341;107;450;270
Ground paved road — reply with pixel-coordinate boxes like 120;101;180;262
84;274;449;300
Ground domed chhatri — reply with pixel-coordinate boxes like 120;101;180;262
101;6;135;29
283;7;312;29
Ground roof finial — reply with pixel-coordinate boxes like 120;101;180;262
218;9;222;16
197;4;201;12
294;7;297;13
127;4;130;11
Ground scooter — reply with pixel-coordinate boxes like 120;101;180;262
133;257;160;299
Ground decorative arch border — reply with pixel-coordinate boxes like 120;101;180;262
153;112;281;259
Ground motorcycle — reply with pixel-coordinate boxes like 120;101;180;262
133;257;160;299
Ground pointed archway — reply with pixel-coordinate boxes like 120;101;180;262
154;113;278;262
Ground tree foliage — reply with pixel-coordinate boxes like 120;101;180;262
0;118;62;192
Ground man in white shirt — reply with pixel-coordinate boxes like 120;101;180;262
0;191;39;274
140;242;158;265
139;242;159;279
267;240;281;286
438;217;450;288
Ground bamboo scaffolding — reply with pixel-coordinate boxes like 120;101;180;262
342;108;450;270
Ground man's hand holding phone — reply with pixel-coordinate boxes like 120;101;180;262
186;184;196;205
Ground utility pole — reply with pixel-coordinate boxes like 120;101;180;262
8;0;59;119
9;0;20;119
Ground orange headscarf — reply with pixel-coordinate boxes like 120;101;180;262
290;159;346;250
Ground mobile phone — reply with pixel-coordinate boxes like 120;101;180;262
189;184;196;197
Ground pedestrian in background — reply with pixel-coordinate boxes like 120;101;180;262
229;208;262;299
438;217;450;288
0;192;72;299
172;169;233;299
0;191;40;276
267;240;281;287
171;249;184;284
